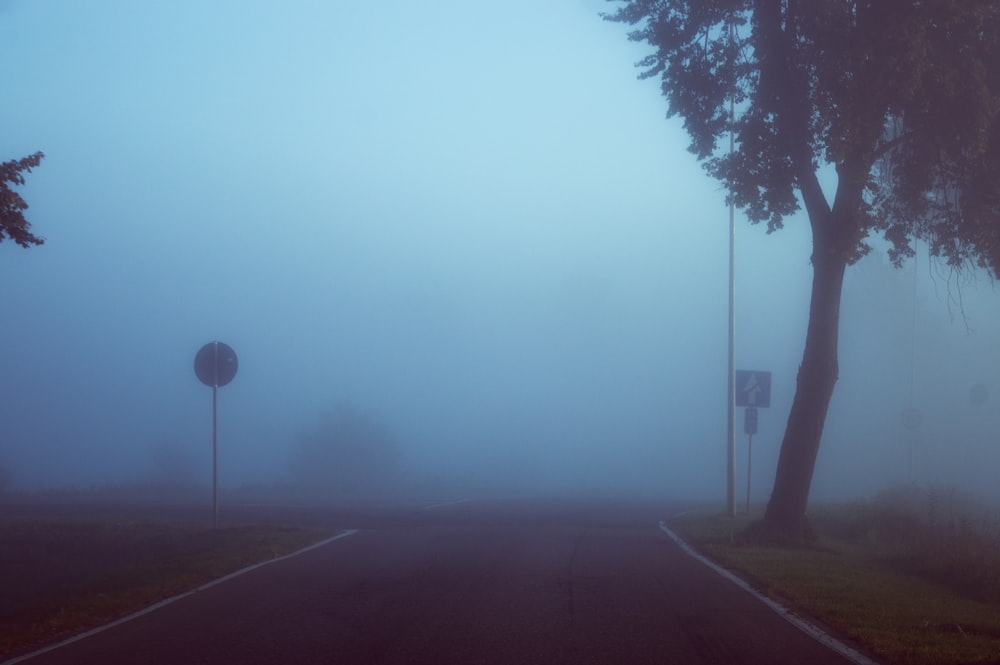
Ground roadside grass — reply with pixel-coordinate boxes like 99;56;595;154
672;488;1000;665
0;518;332;661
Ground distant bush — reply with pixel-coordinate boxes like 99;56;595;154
147;441;199;488
288;406;402;499
814;485;1000;603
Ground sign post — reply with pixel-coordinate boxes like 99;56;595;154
736;370;771;514
194;341;238;529
901;407;922;483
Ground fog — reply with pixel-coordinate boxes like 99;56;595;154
1;1;997;504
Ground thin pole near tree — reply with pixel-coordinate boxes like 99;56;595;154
727;90;737;518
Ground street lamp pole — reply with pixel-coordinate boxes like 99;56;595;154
726;84;737;518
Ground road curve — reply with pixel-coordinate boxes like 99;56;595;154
12;498;870;665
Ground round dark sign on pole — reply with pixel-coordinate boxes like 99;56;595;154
195;342;238;387
194;341;238;529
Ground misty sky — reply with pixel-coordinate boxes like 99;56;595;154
2;1;998;501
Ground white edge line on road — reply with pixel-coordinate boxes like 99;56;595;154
2;528;360;665
658;521;882;665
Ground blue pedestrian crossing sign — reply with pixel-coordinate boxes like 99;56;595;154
735;370;771;408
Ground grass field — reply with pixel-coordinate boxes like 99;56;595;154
673;488;1000;665
0;517;332;661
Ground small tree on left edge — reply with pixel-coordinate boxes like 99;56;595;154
1;152;45;248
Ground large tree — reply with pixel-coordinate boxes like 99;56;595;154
605;1;1000;535
1;151;45;248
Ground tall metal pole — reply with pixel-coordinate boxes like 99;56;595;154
908;249;918;484
213;383;219;529
726;94;737;517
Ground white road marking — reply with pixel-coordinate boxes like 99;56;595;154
657;521;881;665
2;529;360;665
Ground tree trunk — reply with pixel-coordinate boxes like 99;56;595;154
763;232;848;536
751;0;869;537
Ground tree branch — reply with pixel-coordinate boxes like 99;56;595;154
873;125;921;160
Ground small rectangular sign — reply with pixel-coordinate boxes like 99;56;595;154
735;370;771;408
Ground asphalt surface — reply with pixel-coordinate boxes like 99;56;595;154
12;497;867;665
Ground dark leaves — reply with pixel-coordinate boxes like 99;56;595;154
0;151;45;248
605;0;1000;274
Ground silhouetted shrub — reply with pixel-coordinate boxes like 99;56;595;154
857;485;1000;603
147;441;199;487
288;406;402;498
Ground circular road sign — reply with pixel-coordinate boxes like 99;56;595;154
194;341;238;388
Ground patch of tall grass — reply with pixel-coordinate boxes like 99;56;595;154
812;485;1000;603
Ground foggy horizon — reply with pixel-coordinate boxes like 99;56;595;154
2;1;998;504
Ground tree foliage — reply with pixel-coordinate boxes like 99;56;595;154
0;152;45;248
605;1;1000;271
288;406;402;498
605;1;1000;534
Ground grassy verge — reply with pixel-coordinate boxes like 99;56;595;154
0;519;332;661
672;499;1000;665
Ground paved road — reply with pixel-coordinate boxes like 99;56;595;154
16;498;866;665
